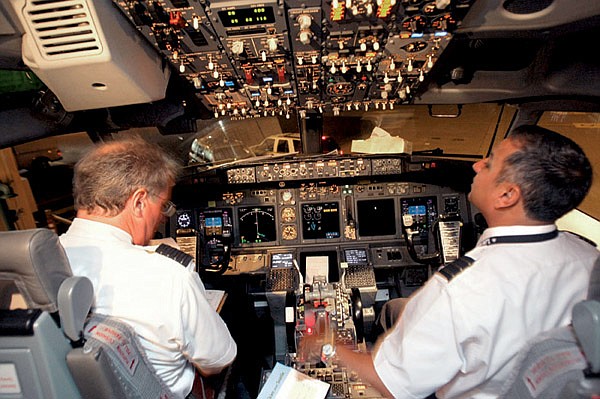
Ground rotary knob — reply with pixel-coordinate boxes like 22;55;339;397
299;30;312;45
231;40;245;55
297;14;312;30
266;37;278;52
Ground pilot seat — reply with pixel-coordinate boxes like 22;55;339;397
0;228;174;399
500;256;600;398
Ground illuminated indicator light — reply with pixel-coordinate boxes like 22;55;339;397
262;76;273;82
307;327;313;334
330;3;345;21
376;0;393;18
411;32;424;38
225;81;235;87
435;31;449;37
377;6;391;18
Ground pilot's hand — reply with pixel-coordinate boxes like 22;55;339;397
297;333;330;364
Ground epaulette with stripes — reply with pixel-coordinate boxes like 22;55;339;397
438;256;475;282
155;244;194;267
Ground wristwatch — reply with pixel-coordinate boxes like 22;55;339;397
321;343;336;365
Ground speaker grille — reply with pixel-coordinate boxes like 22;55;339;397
503;0;554;14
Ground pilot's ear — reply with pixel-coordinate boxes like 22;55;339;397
130;188;148;217
495;183;521;209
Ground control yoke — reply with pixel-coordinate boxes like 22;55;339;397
402;213;462;266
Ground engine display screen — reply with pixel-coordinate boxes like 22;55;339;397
237;206;277;244
356;198;396;237
301;202;340;240
217;7;275;28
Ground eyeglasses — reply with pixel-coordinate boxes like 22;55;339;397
161;200;176;218
150;192;177;217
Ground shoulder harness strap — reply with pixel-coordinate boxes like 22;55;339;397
155;244;193;267
438;255;475;282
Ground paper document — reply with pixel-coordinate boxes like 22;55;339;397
351;126;413;155
205;289;227;313
305;256;329;283
257;362;330;399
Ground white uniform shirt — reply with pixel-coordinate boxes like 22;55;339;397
374;224;599;399
60;218;237;398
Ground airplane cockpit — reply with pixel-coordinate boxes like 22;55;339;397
0;0;599;398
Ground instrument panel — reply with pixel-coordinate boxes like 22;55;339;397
112;0;475;119
173;155;475;274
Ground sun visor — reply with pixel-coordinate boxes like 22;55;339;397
12;0;170;111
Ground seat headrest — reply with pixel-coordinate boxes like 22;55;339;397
587;256;600;301
0;228;73;313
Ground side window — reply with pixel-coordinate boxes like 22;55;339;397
261;138;275;152
293;139;301;152
277;139;289;153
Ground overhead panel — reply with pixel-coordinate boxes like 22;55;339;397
112;0;475;119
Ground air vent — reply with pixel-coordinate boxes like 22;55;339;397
23;0;102;60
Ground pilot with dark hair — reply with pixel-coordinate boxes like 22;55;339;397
333;125;599;398
59;137;237;398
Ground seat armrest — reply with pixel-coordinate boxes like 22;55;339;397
572;300;600;373
58;276;93;342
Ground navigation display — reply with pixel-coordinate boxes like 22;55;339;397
301;202;340;240
237;206;277;244
356;198;396;237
